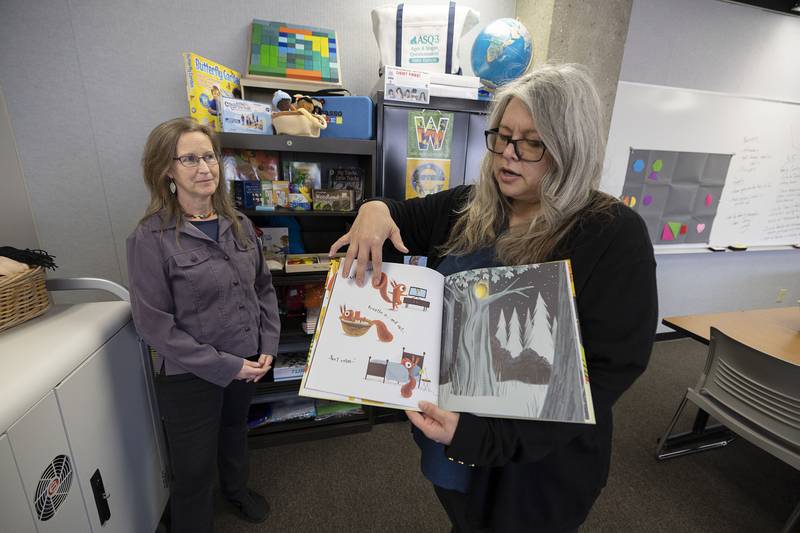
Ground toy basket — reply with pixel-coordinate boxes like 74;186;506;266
0;266;50;333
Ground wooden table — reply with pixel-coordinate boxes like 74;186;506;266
662;306;800;366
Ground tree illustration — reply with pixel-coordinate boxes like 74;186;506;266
495;308;508;348
522;308;534;351
530;292;554;365
443;265;538;396
540;267;584;420
506;308;524;358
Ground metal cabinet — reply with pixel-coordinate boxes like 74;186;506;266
0;280;168;532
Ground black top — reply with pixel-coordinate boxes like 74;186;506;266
379;186;658;532
189;218;220;241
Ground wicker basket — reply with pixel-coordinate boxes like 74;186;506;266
0;266;50;333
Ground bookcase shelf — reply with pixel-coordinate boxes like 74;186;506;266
219;132;376;155
270;271;328;287
243;209;358;218
221;131;377;447
247;414;372;449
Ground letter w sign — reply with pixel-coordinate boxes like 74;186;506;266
414;116;450;152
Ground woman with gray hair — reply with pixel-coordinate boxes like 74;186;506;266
331;63;658;532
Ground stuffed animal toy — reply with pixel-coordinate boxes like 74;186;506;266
272;90;294;111
272;93;328;137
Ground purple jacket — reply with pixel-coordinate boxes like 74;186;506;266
126;211;280;387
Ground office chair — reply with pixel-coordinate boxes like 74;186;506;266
656;327;800;533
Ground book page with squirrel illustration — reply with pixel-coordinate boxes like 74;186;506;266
300;260;445;410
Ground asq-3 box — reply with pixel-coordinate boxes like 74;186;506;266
319;96;374;139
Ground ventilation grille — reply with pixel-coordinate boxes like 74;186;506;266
34;454;73;521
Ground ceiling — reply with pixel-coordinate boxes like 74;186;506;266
724;0;800;15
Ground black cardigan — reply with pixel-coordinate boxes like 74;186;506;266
379;185;658;532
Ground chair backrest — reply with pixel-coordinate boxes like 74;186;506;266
698;328;800;458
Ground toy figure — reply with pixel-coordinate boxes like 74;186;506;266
271;92;328;137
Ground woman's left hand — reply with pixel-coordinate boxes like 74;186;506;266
406;401;460;446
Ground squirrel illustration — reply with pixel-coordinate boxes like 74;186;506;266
339;305;393;342
374;272;407;311
399;353;422;398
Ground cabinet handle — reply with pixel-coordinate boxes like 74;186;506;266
286;139;293;147
90;469;112;525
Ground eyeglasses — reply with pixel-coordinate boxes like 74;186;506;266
484;129;547;162
173;153;219;168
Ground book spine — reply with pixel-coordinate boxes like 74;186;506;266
183;52;194;101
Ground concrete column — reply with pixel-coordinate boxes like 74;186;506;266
516;0;633;140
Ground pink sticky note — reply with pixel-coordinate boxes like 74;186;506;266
705;194;713;207
696;223;706;233
661;224;675;241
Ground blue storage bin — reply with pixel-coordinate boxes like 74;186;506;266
319;96;374;139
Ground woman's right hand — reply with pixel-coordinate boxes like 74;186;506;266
235;359;269;382
329;201;408;287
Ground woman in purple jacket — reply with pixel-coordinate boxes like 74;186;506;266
127;118;280;533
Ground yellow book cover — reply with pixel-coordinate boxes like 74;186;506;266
183;52;242;132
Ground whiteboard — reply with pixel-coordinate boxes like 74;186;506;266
603;82;800;247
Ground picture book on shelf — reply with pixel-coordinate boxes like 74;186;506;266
273;352;308;382
222;149;280;181
328;167;365;203
220;96;272;134
259;227;289;258
300;260;594;423
183;52;242;132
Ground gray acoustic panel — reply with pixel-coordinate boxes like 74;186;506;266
0;0;514;286
0;0;120;284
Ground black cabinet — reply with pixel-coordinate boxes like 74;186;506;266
219;132;377;447
374;92;489;200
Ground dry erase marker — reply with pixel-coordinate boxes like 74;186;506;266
727;243;747;251
707;246;726;252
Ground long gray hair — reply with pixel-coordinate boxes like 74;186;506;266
441;63;616;264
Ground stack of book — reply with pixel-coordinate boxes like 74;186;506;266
273;352;307;382
428;72;481;100
303;307;320;334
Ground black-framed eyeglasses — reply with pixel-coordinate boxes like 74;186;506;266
484;129;547;162
173;153;219;168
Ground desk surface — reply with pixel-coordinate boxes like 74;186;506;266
663;307;800;366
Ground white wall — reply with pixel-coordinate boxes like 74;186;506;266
0;0;514;287
617;0;800;330
0;85;38;250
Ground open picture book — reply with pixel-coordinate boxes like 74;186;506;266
299;259;595;423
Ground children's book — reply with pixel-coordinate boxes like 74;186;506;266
328;167;365;204
183;52;242;132
220;96;272;134
273;352;308;382
286;161;322;205
299;260;595;423
259;227;289;257
222;149;280;181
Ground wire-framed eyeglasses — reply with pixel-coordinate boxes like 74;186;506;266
484;129;547;162
173;153;219;168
